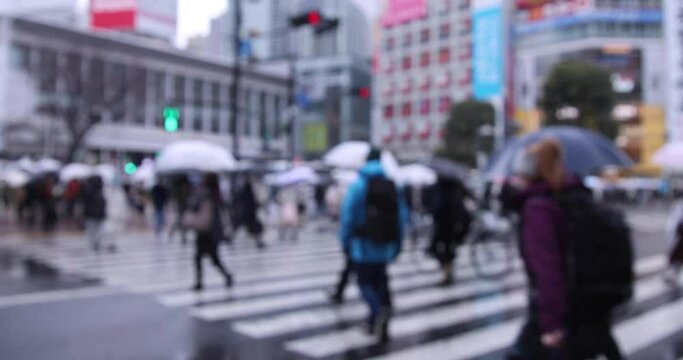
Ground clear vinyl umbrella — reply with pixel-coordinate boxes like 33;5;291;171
60;163;94;182
653;142;683;170
396;164;437;186
323;141;399;179
156;140;237;174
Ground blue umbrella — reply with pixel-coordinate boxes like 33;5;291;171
486;126;634;179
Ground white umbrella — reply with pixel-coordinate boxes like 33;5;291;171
36;158;62;173
17;157;38;174
323;141;399;178
269;166;319;187
396;164;437;186
653;142;683;169
131;159;156;188
1;168;29;188
60;163;93;182
156;140;237;174
331;169;359;185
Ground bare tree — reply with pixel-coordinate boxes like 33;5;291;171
41;53;144;162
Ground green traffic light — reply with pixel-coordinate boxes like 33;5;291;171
163;107;180;132
124;162;137;175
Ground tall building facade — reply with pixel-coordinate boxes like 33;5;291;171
0;16;290;161
206;0;373;159
376;0;473;162
207;0;292;62
513;0;664;163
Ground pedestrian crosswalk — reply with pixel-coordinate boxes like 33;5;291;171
1;225;682;359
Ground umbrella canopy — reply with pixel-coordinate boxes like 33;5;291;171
268;166;319;187
331;169;359;185
397;164;437;186
60;163;93;182
653;142;683;169
426;158;470;182
1;168;30;188
156;140;237;174
36;158;62;173
323;141;399;178
131;159;156;188
487;126;634;179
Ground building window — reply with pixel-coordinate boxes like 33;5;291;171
403;33;413;47
174;76;185;103
439;97;452;113
420;52;430;67
211;116;220;133
402;102;412;116
402;56;412;70
385;37;395;50
439;48;451;64
420;99;431;115
131;67;146;125
10;43;30;71
439;24;451;39
384;105;394;119
193;115;203;132
193;79;203;107
420;29;430;43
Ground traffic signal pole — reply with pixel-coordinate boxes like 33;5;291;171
230;0;243;160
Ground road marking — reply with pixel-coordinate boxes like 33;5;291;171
285;255;668;358
0;286;120;308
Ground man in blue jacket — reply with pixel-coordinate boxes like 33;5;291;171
339;148;409;343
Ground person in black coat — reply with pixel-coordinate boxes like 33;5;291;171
82;175;108;252
427;177;473;286
191;173;233;291
232;175;265;249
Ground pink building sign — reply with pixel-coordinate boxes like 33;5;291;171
383;0;428;27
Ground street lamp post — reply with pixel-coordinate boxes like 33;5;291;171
230;0;243;160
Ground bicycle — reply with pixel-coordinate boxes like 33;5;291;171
467;209;518;280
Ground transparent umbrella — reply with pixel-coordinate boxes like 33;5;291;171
323;141;399;179
156;140;237;174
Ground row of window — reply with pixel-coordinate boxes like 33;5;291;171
382;47;473;73
384;19;472;51
381;124;445;144
10;43;287;138
382;71;472;95
383;97;454;118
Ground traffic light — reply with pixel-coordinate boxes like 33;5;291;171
124;162;137;175
314;18;339;35
351;87;371;99
289;10;322;27
163;107;180;132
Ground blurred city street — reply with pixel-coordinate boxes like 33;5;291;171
0;205;679;360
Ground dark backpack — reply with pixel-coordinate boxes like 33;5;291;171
357;177;400;243
557;188;634;315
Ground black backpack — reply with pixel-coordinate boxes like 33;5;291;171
557;188;634;315
357;177;400;243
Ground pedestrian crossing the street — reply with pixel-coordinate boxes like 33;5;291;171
1;226;683;359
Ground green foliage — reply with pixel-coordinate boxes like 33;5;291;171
540;61;618;139
435;100;495;168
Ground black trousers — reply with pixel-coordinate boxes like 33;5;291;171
356;263;392;322
332;257;355;299
509;304;622;360
194;231;230;285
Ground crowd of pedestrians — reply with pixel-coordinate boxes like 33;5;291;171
11;138;683;359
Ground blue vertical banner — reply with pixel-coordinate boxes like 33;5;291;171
472;2;504;100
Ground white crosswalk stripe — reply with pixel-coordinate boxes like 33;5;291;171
2;224;683;359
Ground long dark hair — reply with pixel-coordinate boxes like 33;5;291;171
203;173;221;199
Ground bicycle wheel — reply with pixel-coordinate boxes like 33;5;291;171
470;229;517;280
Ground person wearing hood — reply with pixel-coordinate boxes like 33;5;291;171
508;139;622;360
339;148;409;343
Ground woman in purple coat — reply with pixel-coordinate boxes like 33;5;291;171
508;139;622;360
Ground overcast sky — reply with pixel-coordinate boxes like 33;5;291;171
175;0;380;46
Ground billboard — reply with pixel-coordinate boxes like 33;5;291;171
472;0;504;100
303;122;328;153
382;0;427;27
665;0;683;141
90;0;177;42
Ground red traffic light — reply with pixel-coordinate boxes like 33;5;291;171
359;87;371;99
307;11;322;25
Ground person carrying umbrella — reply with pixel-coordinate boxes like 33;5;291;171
183;173;233;291
338;148;409;343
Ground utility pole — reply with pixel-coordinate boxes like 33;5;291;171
230;0;242;160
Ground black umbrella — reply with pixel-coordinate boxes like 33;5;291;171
486;126;634;179
425;158;470;182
